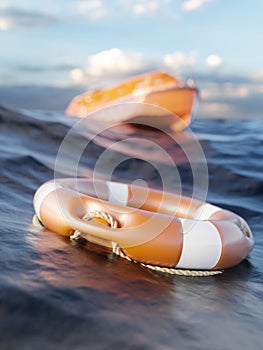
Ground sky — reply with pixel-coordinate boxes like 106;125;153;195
0;0;263;118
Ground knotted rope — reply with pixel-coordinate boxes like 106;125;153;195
70;210;118;240
70;210;223;277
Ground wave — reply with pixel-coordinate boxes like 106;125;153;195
0;104;263;350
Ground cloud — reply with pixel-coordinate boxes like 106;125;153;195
196;76;263;118
206;54;223;69
85;48;149;78
0;63;79;87
70;68;85;84
132;1;160;15
256;85;263;93
252;69;263;82
0;16;12;30
0;6;58;29
196;72;253;85
197;93;263;119
200;82;250;101
198;102;233;116
163;51;198;71
118;0;172;16
78;0;103;10
77;0;110;20
16;64;76;73
223;83;249;98
181;0;212;11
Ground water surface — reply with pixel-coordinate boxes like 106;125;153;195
0;105;262;350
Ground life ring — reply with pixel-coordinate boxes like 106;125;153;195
65;71;197;132
33;178;254;271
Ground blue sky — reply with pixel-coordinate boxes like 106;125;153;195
0;0;263;117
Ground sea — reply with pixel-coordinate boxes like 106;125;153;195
0;104;262;350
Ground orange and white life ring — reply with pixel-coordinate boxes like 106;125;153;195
33;178;254;271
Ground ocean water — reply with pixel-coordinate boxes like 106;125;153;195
0;104;262;350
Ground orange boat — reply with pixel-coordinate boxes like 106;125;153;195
65;71;198;131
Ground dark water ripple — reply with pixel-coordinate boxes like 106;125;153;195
0;105;262;350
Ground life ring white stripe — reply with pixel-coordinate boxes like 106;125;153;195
33;182;63;221
176;218;222;269
107;181;129;206
193;203;221;220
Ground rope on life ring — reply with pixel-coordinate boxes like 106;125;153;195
70;210;118;240
69;210;223;277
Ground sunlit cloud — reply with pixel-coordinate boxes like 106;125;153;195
200;83;219;99
86;48;148;78
223;83;249;98
163;51;198;71
133;1;159;15
199;102;233;117
128;0;173;15
197;75;263;116
70;68;85;84
200;80;251;101
73;48;200;85
0;16;12;30
68;48;201;85
77;0;110;20
206;54;223;69
181;0;212;11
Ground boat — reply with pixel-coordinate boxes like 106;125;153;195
33;178;254;271
65;71;197;131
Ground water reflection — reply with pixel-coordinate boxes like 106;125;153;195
55;105;210;200
23;222;257;349
28;225;253;307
